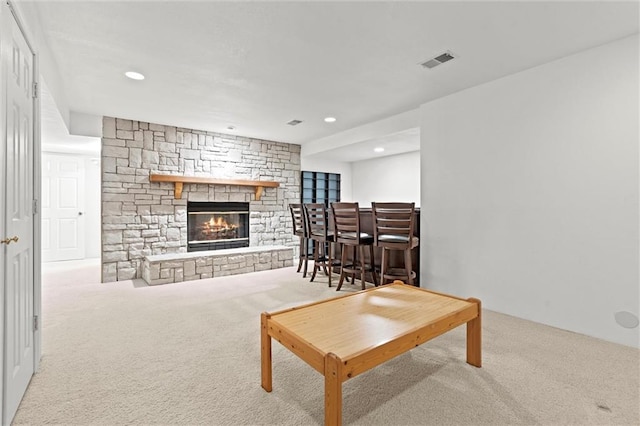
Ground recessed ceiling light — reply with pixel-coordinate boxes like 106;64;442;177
374;147;385;153
227;126;236;131
125;71;145;80
324;117;336;123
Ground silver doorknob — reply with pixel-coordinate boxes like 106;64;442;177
1;236;19;245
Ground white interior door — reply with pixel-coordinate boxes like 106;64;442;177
2;6;35;424
42;153;85;262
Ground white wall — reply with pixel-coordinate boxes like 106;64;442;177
302;151;421;205
300;157;353;201
83;156;101;258
420;34;639;347
351;151;420;207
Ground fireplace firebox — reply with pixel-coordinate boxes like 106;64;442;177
187;202;250;252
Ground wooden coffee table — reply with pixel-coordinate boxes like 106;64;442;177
261;281;481;425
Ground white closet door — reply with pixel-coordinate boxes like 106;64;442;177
41;153;85;262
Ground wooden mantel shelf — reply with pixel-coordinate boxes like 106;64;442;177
149;174;280;200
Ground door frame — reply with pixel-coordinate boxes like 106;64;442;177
0;1;5;417
0;1;42;422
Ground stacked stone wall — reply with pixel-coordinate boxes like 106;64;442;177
101;117;300;282
141;246;294;285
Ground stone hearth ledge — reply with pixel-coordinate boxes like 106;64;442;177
142;245;293;285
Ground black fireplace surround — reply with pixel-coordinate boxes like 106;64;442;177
187;201;250;252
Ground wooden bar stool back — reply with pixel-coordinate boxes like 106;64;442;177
289;203;309;277
303;203;336;287
372;202;419;285
331;202;378;291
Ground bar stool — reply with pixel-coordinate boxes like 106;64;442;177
289;203;309;277
372;202;419;285
303;203;336;287
331;202;378;291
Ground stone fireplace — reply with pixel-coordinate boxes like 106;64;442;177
187;201;250;251
101;116;300;283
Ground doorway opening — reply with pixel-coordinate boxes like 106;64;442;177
40;83;101;264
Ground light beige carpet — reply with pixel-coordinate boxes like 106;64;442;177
12;259;640;425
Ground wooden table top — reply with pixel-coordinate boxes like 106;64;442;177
269;283;475;361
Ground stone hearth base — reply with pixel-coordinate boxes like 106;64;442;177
142;246;293;285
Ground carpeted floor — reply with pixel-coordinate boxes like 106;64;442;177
12;259;640;425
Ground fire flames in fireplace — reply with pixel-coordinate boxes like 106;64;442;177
200;215;239;240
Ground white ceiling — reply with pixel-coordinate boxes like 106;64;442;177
31;1;639;161
41;83;101;155
310;128;420;163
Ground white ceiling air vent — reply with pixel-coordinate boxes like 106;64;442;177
420;51;456;69
287;119;303;126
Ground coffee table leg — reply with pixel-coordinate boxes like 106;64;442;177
324;353;343;426
466;298;482;368
261;312;273;392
